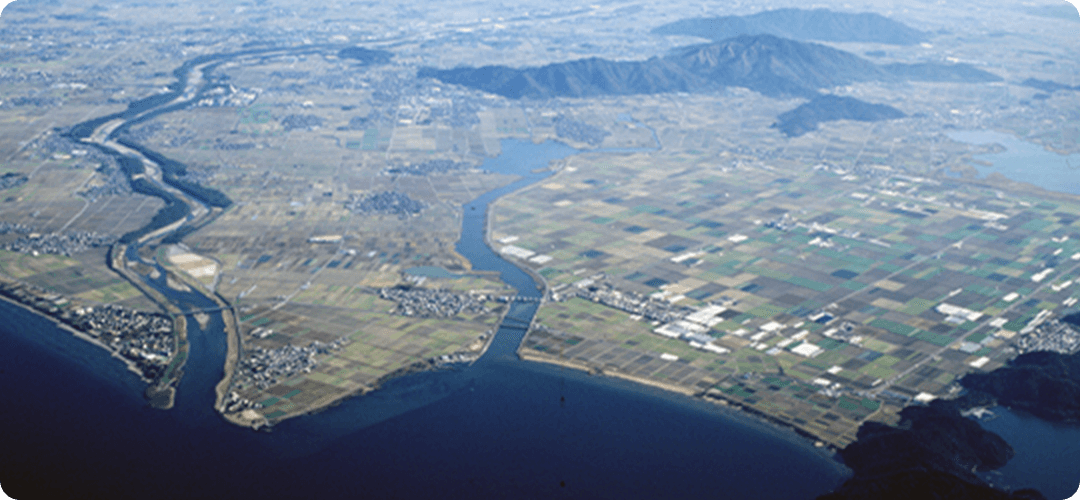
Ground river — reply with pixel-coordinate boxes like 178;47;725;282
0;46;853;499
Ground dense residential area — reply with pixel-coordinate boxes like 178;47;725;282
0;279;175;380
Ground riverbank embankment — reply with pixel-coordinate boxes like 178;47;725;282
108;244;190;409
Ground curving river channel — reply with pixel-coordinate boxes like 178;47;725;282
0;46;850;500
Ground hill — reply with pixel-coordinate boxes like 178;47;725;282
818;399;1046;500
418;57;698;100
421;35;1000;101
651;8;928;45
667;35;888;98
420;34;891;100
772;95;905;137
420;34;1002;136
960;350;1080;423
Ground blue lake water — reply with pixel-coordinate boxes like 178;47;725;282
0;138;850;500
947;130;1080;195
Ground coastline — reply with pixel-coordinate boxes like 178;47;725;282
517;346;845;453
219;297;509;429
488;152;848;452
490;152;861;454
233;348;495;429
482;151;845;447
0;293;152;385
945;164;1080;203
209;267;506;429
214;142;572;428
518;348;697;397
214;303;501;430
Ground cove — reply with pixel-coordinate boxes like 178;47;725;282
975;407;1080;499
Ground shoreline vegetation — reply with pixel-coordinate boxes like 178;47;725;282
519;349;698;396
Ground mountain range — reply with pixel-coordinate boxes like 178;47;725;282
421;35;1000;101
651;8;929;45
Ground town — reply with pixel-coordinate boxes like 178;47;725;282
379;285;492;318
233;338;348;392
343;191;426;217
2;230;117;257
553;115;611;146
1012;318;1080;355
0;279;175;381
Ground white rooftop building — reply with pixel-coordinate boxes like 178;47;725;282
791;343;823;358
